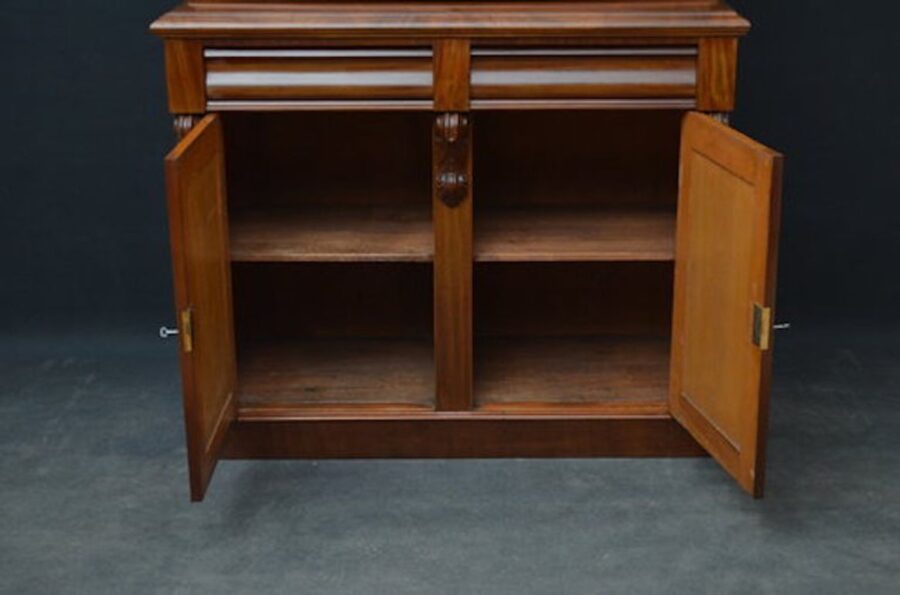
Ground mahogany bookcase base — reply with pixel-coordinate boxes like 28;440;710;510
152;2;782;501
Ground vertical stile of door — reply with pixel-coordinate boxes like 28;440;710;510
432;39;474;411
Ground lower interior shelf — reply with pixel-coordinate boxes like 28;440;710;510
475;336;670;413
237;338;435;410
236;336;669;416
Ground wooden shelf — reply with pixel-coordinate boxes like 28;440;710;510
475;207;675;262
230;205;432;263
475;336;670;413
237;338;435;412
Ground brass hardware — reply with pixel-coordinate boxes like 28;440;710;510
709;112;731;126
752;303;772;350
180;308;194;353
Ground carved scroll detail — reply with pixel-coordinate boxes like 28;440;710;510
173;115;201;140
434;113;470;208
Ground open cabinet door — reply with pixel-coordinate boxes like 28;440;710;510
670;113;783;497
165;115;236;501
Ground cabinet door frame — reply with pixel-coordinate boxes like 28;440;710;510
165;114;237;501
670;112;783;497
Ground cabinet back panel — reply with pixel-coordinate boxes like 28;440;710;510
223;112;432;208
475;262;673;338
474;110;681;207
232;262;433;341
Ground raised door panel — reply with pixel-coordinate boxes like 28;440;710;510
670;112;783;497
165;114;236;501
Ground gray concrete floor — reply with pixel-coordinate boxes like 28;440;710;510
1;326;898;594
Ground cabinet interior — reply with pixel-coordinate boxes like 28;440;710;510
474;111;680;412
222;110;682;415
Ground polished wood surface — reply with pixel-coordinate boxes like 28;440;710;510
434;39;471;110
476;336;669;409
206;50;433;100
472;50;696;100
475;207;674;262
230;205;433;262
237;339;435;408
151;2;750;39
433;113;474;411
223;416;704;457
164;40;205;113
696;37;738;110
669;112;782;497
164;114;237;501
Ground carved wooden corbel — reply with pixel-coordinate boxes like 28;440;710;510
173;114;202;140
434;113;471;208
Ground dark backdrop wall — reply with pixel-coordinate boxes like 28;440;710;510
1;1;898;334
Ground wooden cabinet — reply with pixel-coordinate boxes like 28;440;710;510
152;1;783;501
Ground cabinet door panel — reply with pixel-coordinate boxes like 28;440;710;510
165;114;236;501
670;112;783;497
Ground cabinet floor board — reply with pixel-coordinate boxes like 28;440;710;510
237;338;435;409
476;336;670;409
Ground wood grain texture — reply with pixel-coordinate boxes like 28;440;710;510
474;110;681;207
476;336;669;409
151;2;751;39
476;262;674;338
669;112;782;497
472;53;696;99
230;205;433;262
222;416;705;457
433;113;473;411
470;98;696;110
222;112;432;209
164;114;236;501
208;99;433;111
696;37;738;110
237;339;435;408
233;262;433;341
165;40;205;113
434;39;471;110
475;207;674;262
206;53;433;100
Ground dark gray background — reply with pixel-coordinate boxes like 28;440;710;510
1;1;899;333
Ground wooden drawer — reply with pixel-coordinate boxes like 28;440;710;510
205;48;434;103
471;47;697;101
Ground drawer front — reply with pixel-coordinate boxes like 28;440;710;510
205;49;433;102
471;47;697;100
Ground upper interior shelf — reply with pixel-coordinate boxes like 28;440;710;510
151;1;749;39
